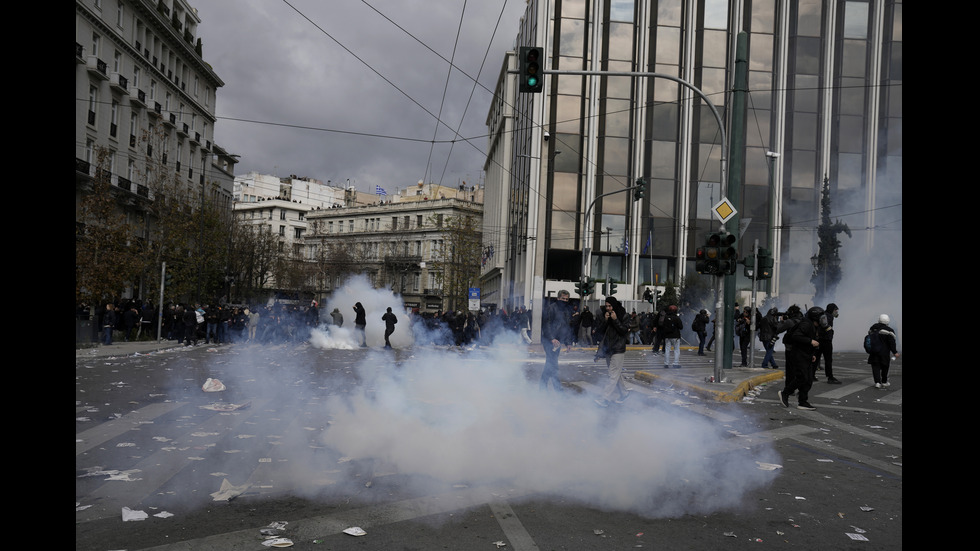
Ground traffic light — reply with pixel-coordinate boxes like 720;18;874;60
633;178;646;202
717;232;738;275
575;279;586;297
758;248;774;279
584;277;596;295
164;271;173;288
696;233;722;274
519;46;543;93
608;281;618;295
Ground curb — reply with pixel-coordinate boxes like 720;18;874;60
634;369;784;403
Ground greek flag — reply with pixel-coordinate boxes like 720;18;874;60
376;185;387;196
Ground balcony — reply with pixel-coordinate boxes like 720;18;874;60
109;73;128;93
76;42;85;64
129;88;147;108
116;176;132;192
423;288;443;296
86;56;108;80
177;123;189;137
162;111;175;127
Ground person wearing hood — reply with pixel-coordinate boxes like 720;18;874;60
661;304;683;368
593;296;631;407
330;307;344;327
353;302;367;347
816;303;841;384
867;314;899;389
777;306;821;410
758;307;781;369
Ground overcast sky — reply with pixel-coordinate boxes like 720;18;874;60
196;0;528;194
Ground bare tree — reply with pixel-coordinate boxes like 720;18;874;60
430;214;482;311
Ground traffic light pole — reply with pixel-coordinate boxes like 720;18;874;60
580;184;643;294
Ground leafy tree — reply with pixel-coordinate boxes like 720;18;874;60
75;147;146;307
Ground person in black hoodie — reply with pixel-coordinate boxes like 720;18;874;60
777;306;822;410
867;314;899;388
353;302;367;347
816;303;841;383
594;296;631;407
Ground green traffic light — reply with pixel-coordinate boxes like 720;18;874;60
527;76;538;87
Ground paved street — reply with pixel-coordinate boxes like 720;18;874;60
76;339;901;550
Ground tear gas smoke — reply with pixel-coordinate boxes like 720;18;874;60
303;278;778;517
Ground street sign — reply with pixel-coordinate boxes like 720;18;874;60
468;288;481;311
712;197;737;224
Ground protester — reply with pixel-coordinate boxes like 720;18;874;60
353;302;367;347
661;305;683;368
382;307;398;349
777;306;821;410
540;290;574;391
593;296;630;407
866;314;899;389
816;303;841;383
692;309;710;356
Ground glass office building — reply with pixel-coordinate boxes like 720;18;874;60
482;0;901;329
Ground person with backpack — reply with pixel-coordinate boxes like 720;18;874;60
866;314;899;389
758;307;781;369
661;305;683;368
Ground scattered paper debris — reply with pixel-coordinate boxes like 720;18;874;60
860;506;874;512
202;378;226;392
756;462;782;471
261;537;294;547
343;527;367;536
200;401;251;411
493;542;507;548
723;532;737;538
210;478;251;501
153;511;174;518
846;533;870;541
122;507;148;521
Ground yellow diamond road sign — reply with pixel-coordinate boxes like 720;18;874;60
712;198;737;224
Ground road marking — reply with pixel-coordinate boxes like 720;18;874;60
489;500;540;551
76;401;187;456
788;435;902;478
130;486;536;551
75;398;270;523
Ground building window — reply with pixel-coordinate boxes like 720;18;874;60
279;226;285;236
294;228;302;239
280;210;286;220
88;86;98;127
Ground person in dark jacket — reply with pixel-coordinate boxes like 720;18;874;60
867;314;899;388
102;303;117;345
382;307;398;349
353;302;367;347
182;304;199;346
540;290;574;391
661;304;683;368
594;296;631;406
692;309;710;356
816;303;841;383
758;307;780;369
777;306;821;410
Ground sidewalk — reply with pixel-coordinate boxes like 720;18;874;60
575;344;785;403
75;339;191;359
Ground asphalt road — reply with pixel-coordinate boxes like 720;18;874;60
76;341;901;550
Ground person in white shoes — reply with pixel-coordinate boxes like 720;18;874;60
866;314;899;388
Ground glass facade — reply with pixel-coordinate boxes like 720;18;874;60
490;0;900;311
